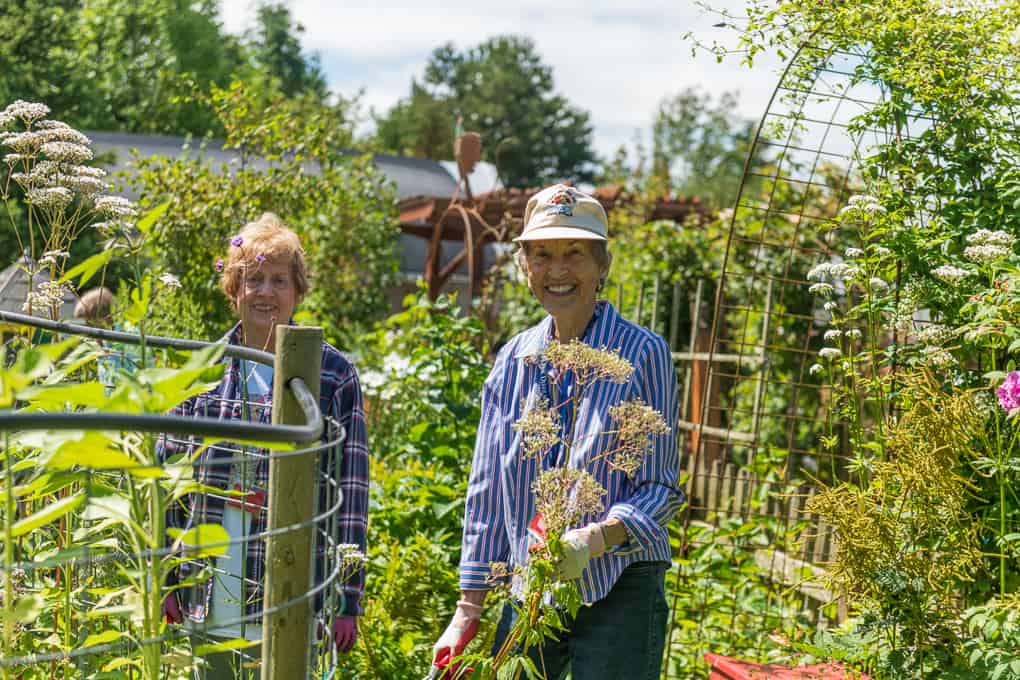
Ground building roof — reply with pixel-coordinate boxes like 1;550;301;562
86;131;499;200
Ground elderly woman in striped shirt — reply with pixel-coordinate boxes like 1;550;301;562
432;185;683;679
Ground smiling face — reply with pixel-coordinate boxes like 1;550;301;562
521;238;610;340
236;258;299;350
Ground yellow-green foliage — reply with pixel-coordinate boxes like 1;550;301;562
808;375;984;614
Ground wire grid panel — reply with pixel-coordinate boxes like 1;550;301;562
662;45;907;678
0;336;348;680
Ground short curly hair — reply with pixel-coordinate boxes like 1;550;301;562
220;213;308;310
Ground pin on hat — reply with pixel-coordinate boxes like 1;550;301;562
514;184;608;242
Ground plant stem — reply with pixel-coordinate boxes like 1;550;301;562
2;433;14;680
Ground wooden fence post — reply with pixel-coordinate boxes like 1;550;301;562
261;325;322;680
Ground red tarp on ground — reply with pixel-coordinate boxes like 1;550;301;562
705;653;871;680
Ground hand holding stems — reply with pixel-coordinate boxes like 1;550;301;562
432;594;484;676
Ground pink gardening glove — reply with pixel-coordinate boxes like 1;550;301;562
333;616;358;652
162;593;183;624
432;600;482;675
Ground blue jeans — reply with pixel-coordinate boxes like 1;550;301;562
490;561;670;680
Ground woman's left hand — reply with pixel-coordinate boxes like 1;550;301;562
556;523;607;579
333;616;358;652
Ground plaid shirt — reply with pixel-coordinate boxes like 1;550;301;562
460;302;683;603
160;323;369;620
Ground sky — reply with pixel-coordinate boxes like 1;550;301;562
218;1;783;162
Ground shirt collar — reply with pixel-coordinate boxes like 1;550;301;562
513;301;618;359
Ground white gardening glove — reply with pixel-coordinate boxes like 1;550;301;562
432;599;483;670
556;523;607;580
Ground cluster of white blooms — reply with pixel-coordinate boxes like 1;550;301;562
823;301;839;312
808;282;834;296
933;264;969;283
807;262;860;282
874;246;892;258
40;141;93;164
809;363;824;376
0;130;46;153
157;272;182;290
818;347;842;361
3;153;28;165
869;277;890;292
965;244;1012;264
25;186;73;211
823;329;842;342
36;249;70;268
839;194;887;219
845;329;863;341
920;345;955;368
963;229;1015;263
3;100;50;124
967;229;1016;248
916;324;953;345
844;247;865;258
22;280;69;313
94;195;137;218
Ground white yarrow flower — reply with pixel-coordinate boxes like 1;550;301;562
94;195;137;218
809;282;834;296
964;244;1010;264
0;130;46;153
3;100;50;124
933;264;969;283
25;187;73;210
3;153;28;165
844;247;865;258
868;277;890;292
818;347;842;361
40;141;93;164
809;363;824;376
823;329;842;342
845;329;863;340
823;301;839;312
966;229;1016;247
157;273;181;290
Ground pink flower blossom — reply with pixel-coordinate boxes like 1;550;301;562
997;371;1020;411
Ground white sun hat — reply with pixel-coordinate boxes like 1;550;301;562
514;184;608;242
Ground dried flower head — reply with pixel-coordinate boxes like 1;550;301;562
513;396;561;458
533;467;606;538
607;398;670;478
541;340;634;386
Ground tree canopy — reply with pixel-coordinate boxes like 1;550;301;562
374;35;597;188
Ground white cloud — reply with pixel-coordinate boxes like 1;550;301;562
219;0;783;161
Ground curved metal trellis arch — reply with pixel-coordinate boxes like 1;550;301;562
661;37;929;677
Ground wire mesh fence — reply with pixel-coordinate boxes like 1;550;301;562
0;311;350;680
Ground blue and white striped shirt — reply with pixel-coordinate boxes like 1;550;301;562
459;301;683;603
